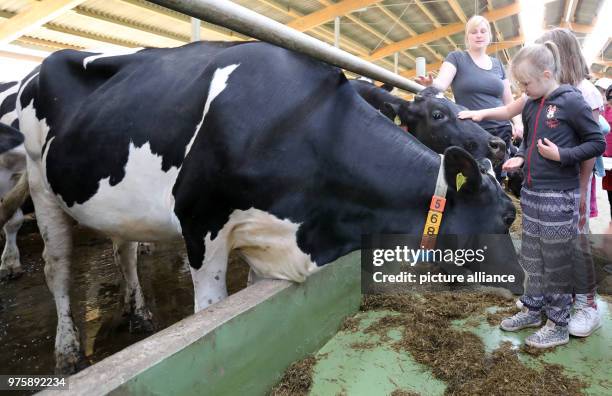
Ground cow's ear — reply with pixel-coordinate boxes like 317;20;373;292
0;123;24;154
380;83;394;92
381;102;400;121
443;147;482;194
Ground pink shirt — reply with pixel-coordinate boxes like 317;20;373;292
604;105;612;157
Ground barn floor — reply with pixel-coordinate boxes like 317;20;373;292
0;219;249;386
305;296;612;396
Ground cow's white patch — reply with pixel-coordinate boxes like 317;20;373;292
0;83;18;125
190;208;319;311
435;92;445;99
0;82;18;103
184;64;240;158
53;141;182;241
82;47;144;69
481;158;500;186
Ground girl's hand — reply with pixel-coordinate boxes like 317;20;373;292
458;110;484;122
537;138;560;161
502;156;524;172
512;123;524;140
415;73;433;87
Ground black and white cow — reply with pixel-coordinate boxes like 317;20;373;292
13;41;516;373
349;79;507;164
0;80;28;280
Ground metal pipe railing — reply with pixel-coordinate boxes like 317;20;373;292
147;0;423;93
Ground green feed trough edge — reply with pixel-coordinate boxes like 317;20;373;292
45;251;611;396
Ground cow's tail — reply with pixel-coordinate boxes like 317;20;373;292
0;172;29;227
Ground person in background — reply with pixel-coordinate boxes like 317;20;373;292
416;15;523;182
599;84;612;233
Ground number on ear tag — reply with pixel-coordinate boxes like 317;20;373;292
456;173;467;191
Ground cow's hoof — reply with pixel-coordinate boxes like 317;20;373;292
129;314;155;334
0;267;23;281
55;352;88;375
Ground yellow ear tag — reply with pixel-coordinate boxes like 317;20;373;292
456;173;467;191
394;115;401;126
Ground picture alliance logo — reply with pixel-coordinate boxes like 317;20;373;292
372;245;487;267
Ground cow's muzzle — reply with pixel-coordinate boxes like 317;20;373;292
488;137;506;164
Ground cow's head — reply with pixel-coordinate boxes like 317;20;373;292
383;87;506;164
438;147;515;234
0;123;23;154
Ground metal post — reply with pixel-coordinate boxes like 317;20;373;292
147;0;423;93
191;17;201;42
394;52;398;74
334;16;340;48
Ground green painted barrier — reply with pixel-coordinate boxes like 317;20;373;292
48;251;361;396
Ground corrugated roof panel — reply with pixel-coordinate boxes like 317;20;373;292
544;0;564;28
428;0;461;25
27;26;128;51
574;0;602;25
355;6;409;43
231;0;292;23
81;0;240;41
52;11;185;48
0;0;29;14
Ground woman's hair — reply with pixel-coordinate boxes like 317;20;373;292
511;41;561;84
464;15;492;48
535;28;589;86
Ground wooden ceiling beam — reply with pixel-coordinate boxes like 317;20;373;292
448;0;467;23
375;4;443;61
369;2;520;61
487;0;511;65
258;0;368;56
399;36;523;78
287;0;381;32
257;0;397;69
121;0;246;40
562;0;579;24
315;0;416;67
0;49;45;63
594;58;612;68
559;21;594;34
0;0;87;45
414;0;460;52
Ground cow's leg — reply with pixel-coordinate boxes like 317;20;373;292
0;209;24;280
29;172;86;374
112;239;154;333
186;236;229;312
247;268;264;286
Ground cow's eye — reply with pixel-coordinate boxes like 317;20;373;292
432;110;445;120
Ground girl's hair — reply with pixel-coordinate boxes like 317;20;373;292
464;15;492;48
535;28;589;86
511;41;561;83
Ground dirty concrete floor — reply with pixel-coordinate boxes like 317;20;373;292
0;219;249;385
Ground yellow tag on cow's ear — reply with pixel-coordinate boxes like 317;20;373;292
394;115;401;126
456;173;467;191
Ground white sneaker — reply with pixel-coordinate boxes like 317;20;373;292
569;306;601;337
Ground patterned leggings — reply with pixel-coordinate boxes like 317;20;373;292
518;187;580;326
